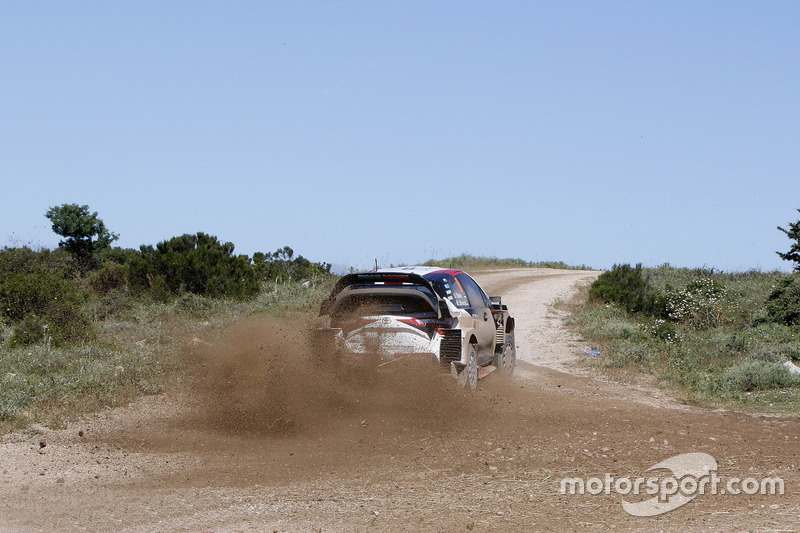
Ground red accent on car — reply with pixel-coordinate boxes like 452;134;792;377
427;269;464;277
398;318;455;333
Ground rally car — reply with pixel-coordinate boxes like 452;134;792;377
316;266;516;389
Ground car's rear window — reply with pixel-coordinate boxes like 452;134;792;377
332;293;436;318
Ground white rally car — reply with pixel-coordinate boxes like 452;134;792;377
316;266;516;389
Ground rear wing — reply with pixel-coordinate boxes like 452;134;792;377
490;295;508;311
319;271;448;317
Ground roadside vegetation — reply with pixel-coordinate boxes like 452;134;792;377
0;204;333;430
5;203;799;428
423;253;592;271
576;230;800;412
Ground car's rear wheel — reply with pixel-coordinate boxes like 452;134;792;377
494;333;516;378
458;343;479;391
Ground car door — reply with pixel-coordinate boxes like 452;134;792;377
456;273;496;364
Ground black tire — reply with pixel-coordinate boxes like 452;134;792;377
494;333;516;378
459;343;479;391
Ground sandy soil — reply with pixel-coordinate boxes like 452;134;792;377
1;268;798;532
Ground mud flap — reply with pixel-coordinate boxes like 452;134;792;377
450;362;497;381
450;361;465;380
478;365;497;380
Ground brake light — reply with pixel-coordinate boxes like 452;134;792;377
381;274;410;281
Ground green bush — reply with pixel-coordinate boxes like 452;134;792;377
597;321;643;340
765;275;800;325
589;264;666;316
88;289;135;321
666;278;727;329
724;360;800;392
748;347;786;363
174;292;218;317
87;261;129;294
252;246;332;281
748;344;800;363
0;247;74;279
648;319;680;343
128;233;260;300
0;248;91;345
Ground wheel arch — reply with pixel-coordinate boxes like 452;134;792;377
463;334;479;362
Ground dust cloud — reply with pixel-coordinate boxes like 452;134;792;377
184;315;486;439
92;314;511;488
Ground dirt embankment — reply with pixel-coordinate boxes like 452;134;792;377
1;269;798;532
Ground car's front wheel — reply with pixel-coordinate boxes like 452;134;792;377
494;333;516;378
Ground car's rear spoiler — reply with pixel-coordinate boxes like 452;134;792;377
319;271;450;317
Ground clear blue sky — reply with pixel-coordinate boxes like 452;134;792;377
2;1;798;271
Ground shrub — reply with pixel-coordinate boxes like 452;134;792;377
597;321;642;340
724;360;800;392
748;344;800;363
589;264;666;316
89;289;135;321
666;277;727;329
647;319;680;343
252;246;332;282
128;233;260;299
765;275;800;325
0;246;73;279
174;293;218;317
748;348;786;363
87;261;129;294
0;249;91;345
784;344;800;361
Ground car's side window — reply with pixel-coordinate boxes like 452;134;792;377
428;273;470;308
457;274;491;309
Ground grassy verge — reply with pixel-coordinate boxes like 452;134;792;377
0;279;333;431
423;253;593;271
573;265;800;413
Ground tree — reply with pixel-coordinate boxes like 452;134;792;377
45;204;118;271
128;232;260;299
777;209;800;271
252;246;331;281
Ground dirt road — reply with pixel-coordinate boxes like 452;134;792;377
1;269;798;532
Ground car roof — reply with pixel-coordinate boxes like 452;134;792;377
375;266;465;278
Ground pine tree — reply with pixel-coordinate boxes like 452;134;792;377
777;209;800;271
45;204;118;271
